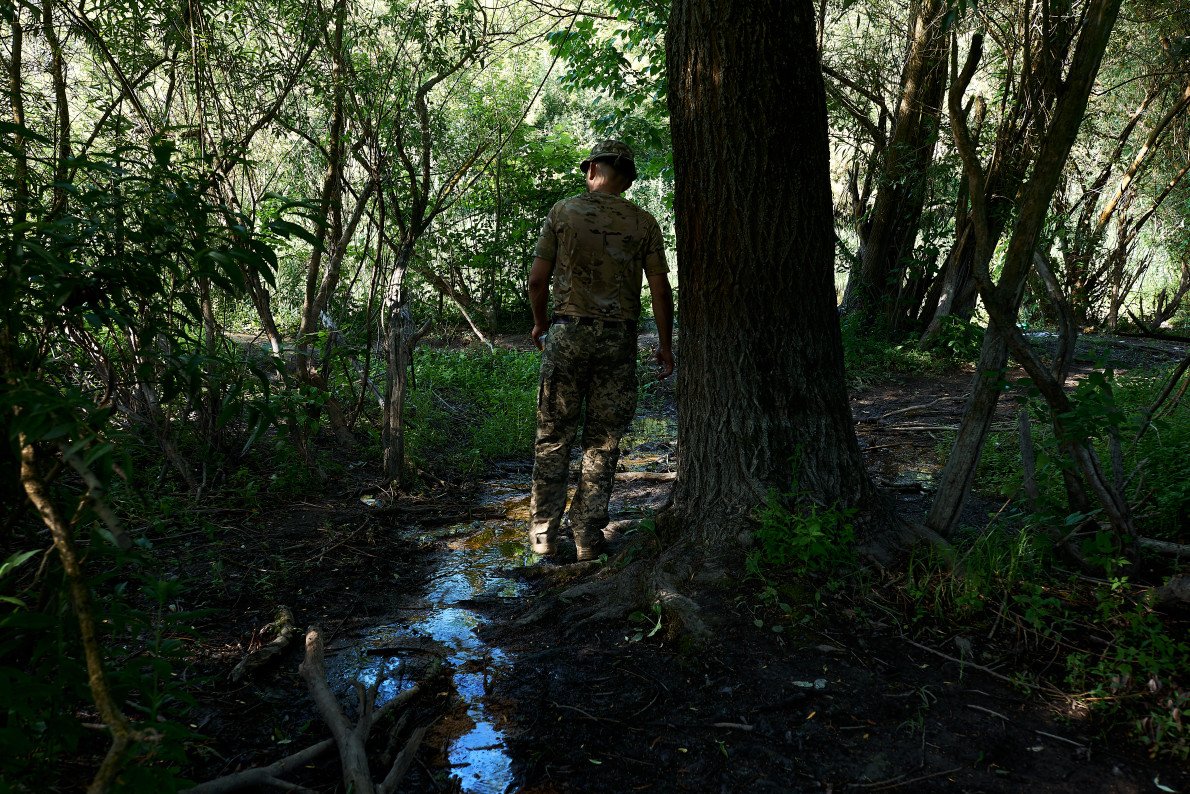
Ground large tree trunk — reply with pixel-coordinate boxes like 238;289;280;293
666;0;898;555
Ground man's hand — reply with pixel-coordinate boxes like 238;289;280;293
655;346;674;379
528;257;554;351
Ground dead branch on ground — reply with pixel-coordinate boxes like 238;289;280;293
298;626;429;794
187;628;435;794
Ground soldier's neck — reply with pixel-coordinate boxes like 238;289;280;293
587;184;625;196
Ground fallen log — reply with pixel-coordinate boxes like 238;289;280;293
614;471;677;482
1151;575;1190;612
1136;537;1190;557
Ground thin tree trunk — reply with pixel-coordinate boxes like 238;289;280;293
841;0;948;328
382;243;416;484
17;440;148;794
297;0;347;370
927;0;1125;537
42;0;71;218
6;4;29;229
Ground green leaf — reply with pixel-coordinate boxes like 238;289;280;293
268;219;324;251
0;119;53;145
0;550;41;580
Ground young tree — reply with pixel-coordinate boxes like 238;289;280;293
927;0;1126;538
839;0;950;329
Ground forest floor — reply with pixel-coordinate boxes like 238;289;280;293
171;332;1190;793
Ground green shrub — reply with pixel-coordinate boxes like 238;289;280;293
1;534;200;789
1066;582;1189;759
974;366;1189;539
840;315;978;385
927;315;986;361
748;486;858;578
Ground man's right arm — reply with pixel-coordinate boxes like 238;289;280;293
528;256;554;350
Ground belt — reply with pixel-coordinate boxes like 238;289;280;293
551;315;636;329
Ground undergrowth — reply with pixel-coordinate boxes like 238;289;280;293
898;524;1188;759
741;481;863;636
841;314;984;386
977;366;1189;539
909;359;1190;759
404;347;540;474
403;342;673;477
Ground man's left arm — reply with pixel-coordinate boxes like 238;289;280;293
647;271;674;379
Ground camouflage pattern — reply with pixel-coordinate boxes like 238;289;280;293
580;139;638;181
529;321;638;554
534;192;668;322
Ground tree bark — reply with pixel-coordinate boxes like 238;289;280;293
382;243;416;484
666;0;900;556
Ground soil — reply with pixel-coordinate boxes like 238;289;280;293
168;331;1188;793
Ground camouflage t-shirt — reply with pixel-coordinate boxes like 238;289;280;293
534;191;668;321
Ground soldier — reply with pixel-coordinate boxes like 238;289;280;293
527;140;675;561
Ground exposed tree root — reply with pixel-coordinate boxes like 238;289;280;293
186;627;435;794
550;548;710;640
855;490;954;568
518;496;942;642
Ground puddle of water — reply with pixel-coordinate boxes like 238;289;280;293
618;452;671;472
329;482;535;794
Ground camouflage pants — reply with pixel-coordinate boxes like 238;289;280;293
530;322;637;552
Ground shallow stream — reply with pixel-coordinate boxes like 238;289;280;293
327;477;536;793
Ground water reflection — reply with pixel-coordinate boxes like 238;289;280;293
330;488;533;793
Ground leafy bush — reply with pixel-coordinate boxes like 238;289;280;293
1;532;202;789
1;126;281;789
748;486;858;578
1065;582;1189;760
840;315;977;385
926;315;986;361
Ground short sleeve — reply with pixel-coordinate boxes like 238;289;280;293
534;211;557;262
642;220;668;276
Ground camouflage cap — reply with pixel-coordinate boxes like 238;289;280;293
580;139;638;181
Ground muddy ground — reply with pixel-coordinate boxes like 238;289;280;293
170;332;1189;793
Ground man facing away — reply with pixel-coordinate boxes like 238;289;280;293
527;140;675;562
